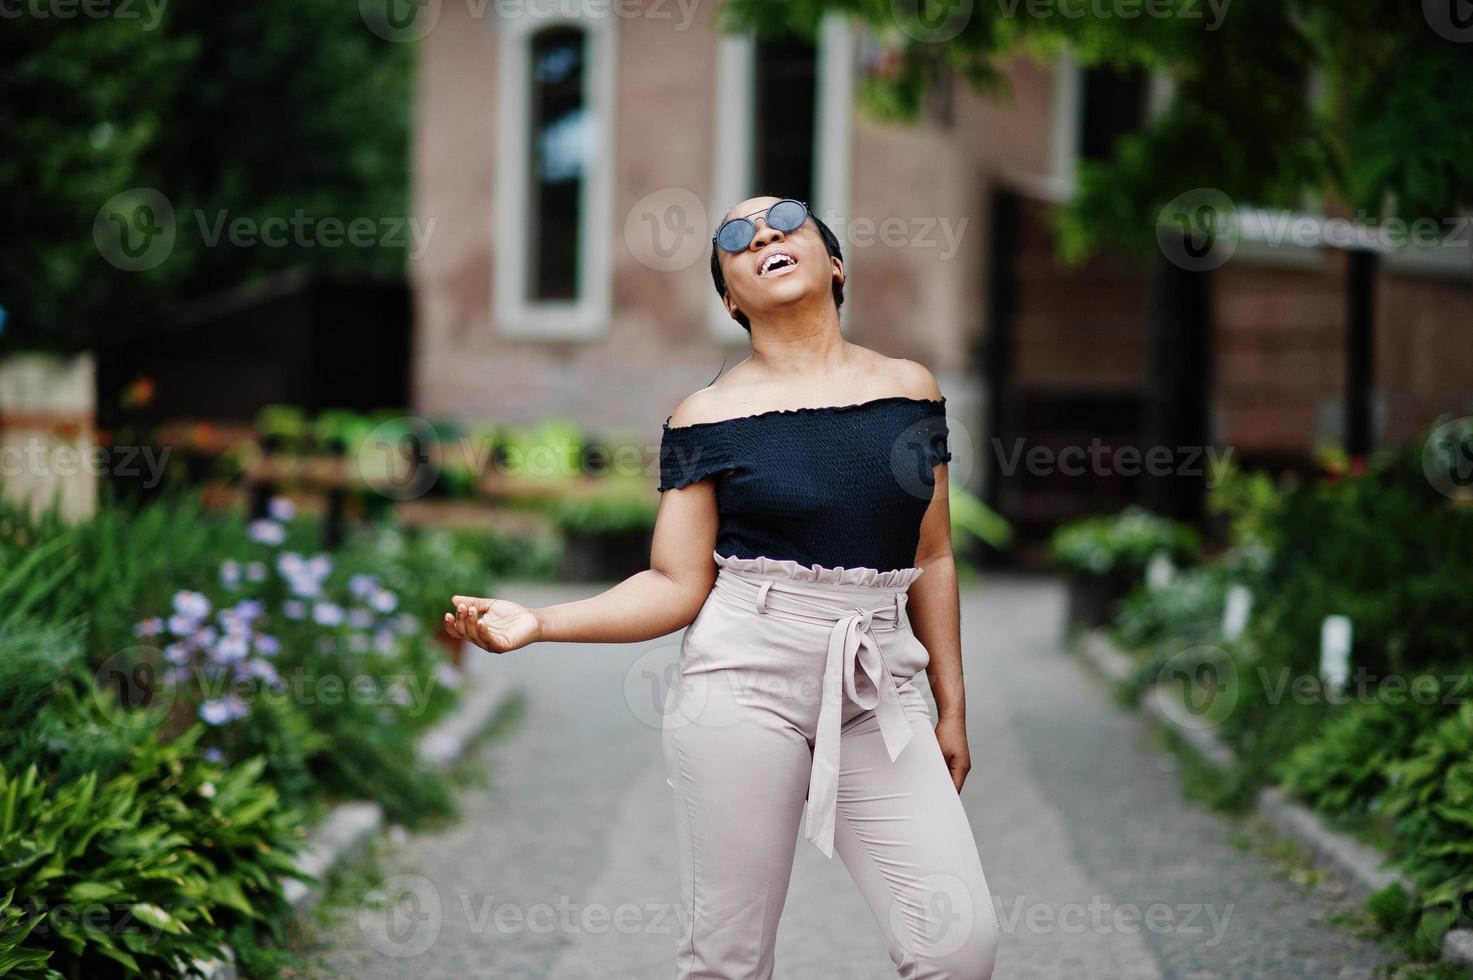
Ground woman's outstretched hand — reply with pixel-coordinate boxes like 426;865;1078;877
443;595;543;654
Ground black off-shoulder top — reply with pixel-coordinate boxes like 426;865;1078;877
657;395;952;573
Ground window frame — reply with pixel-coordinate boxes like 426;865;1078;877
494;4;617;340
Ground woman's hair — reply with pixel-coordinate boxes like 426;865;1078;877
709;205;845;333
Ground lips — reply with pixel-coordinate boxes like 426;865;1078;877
757;249;798;278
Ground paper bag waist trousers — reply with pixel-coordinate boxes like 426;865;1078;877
661;551;999;980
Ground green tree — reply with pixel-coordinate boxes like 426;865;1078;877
0;1;413;352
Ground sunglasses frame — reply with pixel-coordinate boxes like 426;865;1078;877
712;199;812;253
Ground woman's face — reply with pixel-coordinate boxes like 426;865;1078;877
717;196;841;322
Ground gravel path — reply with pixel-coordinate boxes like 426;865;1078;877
304;575;1396;979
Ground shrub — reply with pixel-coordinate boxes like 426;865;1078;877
1048;506;1201;577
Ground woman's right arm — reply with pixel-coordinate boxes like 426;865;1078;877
529;479;720;643
447;474;721;651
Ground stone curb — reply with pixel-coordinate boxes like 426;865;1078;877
1074;627;1473;977
191;642;510;979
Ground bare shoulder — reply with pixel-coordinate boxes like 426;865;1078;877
862;349;944;401
665;384;750;429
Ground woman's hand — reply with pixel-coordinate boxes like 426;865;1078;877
935;715;971;793
443;595;543;654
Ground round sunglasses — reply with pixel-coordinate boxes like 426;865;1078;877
712;199;811;253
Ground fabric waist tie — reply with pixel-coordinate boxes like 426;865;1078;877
709;567;916;859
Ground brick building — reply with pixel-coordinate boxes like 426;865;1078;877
408;0;1473;543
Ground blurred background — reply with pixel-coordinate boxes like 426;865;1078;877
2;1;1472;978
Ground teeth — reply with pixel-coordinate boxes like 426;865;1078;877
760;252;795;276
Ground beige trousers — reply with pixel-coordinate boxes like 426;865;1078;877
662;552;1000;979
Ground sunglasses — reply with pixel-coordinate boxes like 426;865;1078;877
712;199;811;253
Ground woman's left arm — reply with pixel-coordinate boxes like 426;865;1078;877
908;453;971;792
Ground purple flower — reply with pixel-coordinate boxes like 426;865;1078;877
245;561;267;583
283;599;307;620
276;552;305;579
267;496;296;522
212;634;250;664
172;590;211;620
233;598;265;622
192;626;219;649
198;699;234;725
134;617;165;638
286;573;322;599
373;627;397;656
348;608;375;630
254;634;281;657
167;612;199;636
204;747;226;763
370;589;398;614
219;560;241;589
307;553;332;578
313;602;345;627
348;574;378;599
248;519;286;547
248;659;282;687
163;642;192;666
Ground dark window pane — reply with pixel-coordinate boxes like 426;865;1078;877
753;35;817;204
529;26;586;301
1079;65;1148;163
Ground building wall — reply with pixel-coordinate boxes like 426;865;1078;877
410;3;1065;462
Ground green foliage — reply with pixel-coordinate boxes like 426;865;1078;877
544;483;658;535
0;728;307;978
1;0;413;351
720;1;1473;265
1278;678;1459;815
1048;506;1201;576
948;488;1014;552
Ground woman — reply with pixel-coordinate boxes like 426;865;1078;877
443;195;1000;979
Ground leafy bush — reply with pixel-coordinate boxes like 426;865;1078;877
1277;675;1460;814
0;725;306;979
1048;506;1201;577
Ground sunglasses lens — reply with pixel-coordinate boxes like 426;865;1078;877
769;200;807;232
717;219;754;252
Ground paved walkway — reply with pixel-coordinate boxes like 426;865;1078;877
306;575;1396;979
